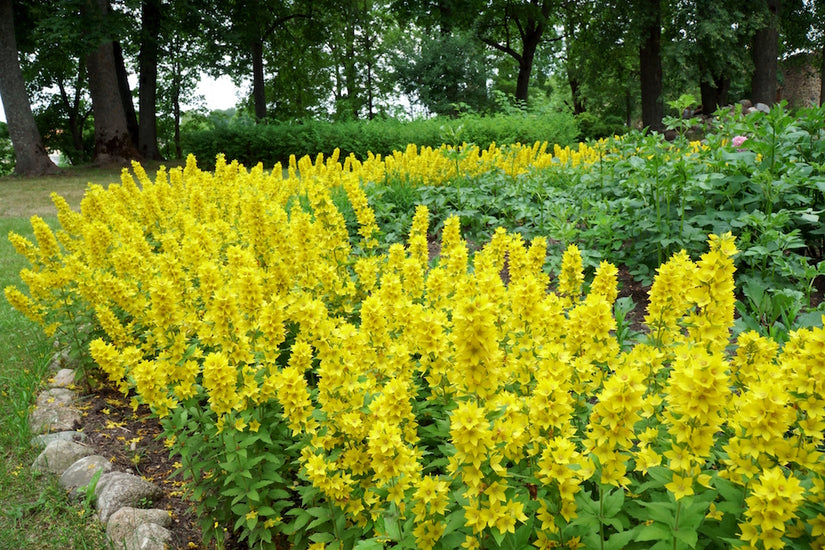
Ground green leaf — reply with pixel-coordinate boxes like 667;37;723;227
283;510;311;534
636;523;672;542
637;500;676;527
714;476;744;504
442;509;466;536
309;532;335;543
673;527;699;548
307;506;332;520
605;529;636;550
490;526;506;547
603;488;625;518
383;514;402;541
353;540;385;550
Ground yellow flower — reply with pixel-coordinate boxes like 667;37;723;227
558;243;584;304
665;474;694;501
706;502;724;521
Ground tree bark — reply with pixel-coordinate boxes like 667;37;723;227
568;75;585;115
252;38;267;120
515;46;536;103
639;0;664;132
138;0;163;160
480;0;552;104
0;0;59;176
113;41;139;147
751;0;781;106
820;41;825;107
86;0;140;165
699;74;730;114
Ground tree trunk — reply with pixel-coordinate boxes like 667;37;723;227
515;53;534;103
56;68;88;162
639;0;664;132
820;42;825;107
699;74;730;114
138;0;163;160
751;0;780;106
252;38;267;120
113;41;139;147
568;75;585;115
0;0;59;175
86;0;140;165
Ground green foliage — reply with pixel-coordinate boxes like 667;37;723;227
363;103;825;333
576;113;627;141
393;29;493;116
182;111;579;167
166;401;300;548
0;216;110;549
0;122;14;176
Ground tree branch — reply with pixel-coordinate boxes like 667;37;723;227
478;36;522;64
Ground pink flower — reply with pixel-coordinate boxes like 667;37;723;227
732;135;748;147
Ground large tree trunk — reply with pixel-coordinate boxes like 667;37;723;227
639;0;664;132
568;75;585;115
751;0;781;106
0;0;59;176
86;0;140;165
699;73;730;114
820;42;825;107
515;49;535;103
138;0;163;160
251;38;267;120
113;41;139;147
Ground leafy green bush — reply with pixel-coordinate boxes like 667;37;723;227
0;122;14;176
181;111;579;167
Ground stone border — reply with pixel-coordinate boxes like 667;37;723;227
29;353;172;550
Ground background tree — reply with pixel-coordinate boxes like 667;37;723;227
137;0;164;159
17;0;94;164
669;0;752;114
475;0;558;103
0;0;58;175
751;0;782;105
637;0;665;131
156;0;211;157
394;28;491;116
84;0;141;164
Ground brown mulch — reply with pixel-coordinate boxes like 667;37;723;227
72;385;205;550
616;266;651;332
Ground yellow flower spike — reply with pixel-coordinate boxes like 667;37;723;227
30;215;62;260
665;473;695;501
557;243;584;304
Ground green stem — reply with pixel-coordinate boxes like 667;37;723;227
600;484;606;550
672;500;682;550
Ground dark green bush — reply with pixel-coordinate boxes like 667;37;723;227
576;112;628;141
0;122;14;176
181;111;580;167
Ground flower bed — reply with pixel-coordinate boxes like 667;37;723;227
6;149;825;550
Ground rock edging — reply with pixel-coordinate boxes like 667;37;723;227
29;356;172;550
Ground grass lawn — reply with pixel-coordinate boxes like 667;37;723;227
0;163;173;549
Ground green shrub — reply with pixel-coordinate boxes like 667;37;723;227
0;122;14;176
181;111;579;166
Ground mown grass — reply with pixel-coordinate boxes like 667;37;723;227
0;164;137;549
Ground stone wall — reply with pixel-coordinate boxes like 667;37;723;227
778;56;822;108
